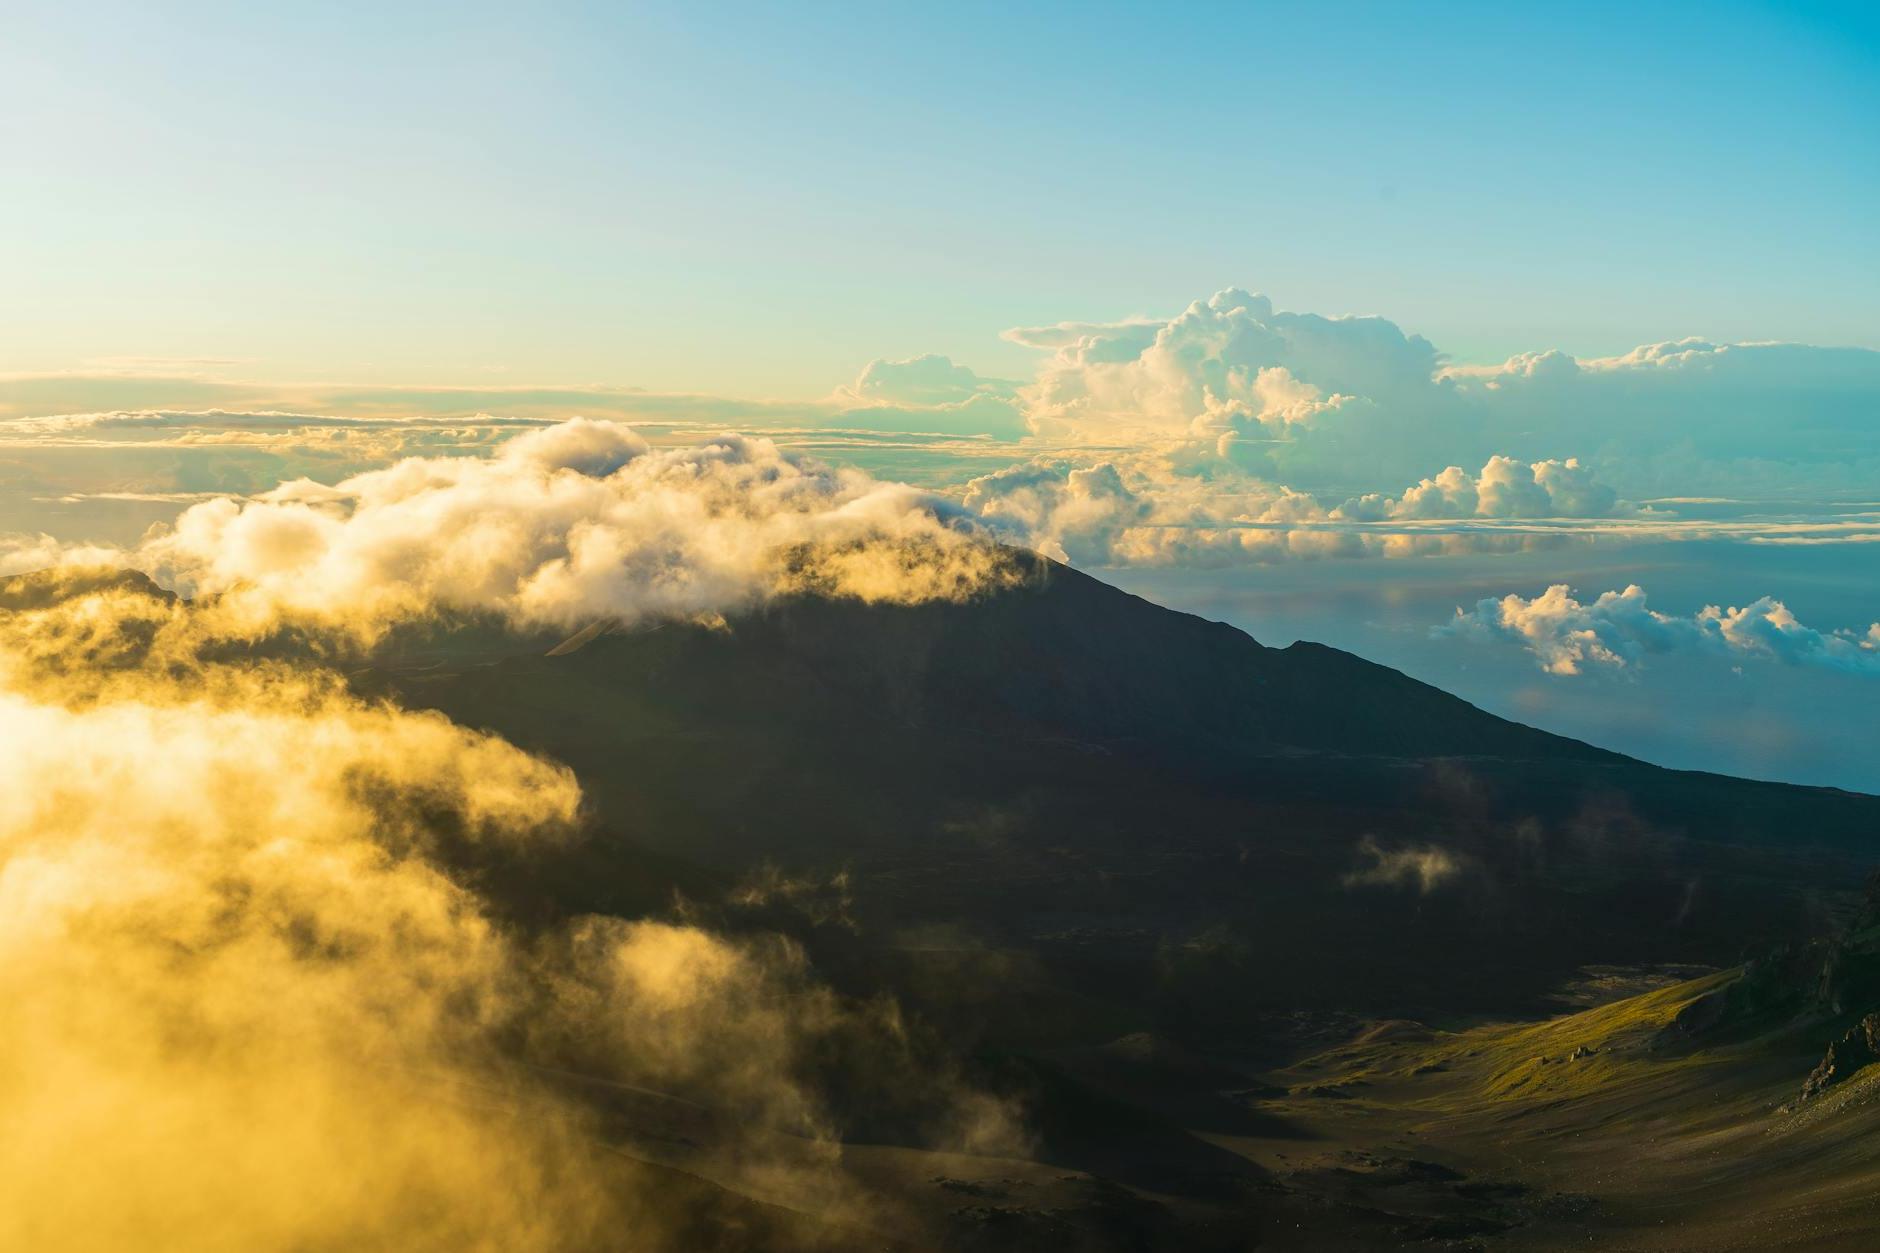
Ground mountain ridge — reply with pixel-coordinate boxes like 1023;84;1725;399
351;554;1880;1019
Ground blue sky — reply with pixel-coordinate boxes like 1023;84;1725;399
4;1;1876;390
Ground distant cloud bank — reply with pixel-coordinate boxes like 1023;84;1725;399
996;288;1880;498
4;283;1878;605
3;419;1017;639
1440;583;1880;676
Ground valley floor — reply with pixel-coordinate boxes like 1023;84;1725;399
1213;969;1880;1250
584;964;1880;1250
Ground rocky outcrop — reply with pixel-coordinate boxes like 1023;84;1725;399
1669;873;1880;1053
1802;1012;1880;1101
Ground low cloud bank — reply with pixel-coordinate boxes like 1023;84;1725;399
9;419;1018;640
963;452;1634;568
9;414;1640;623
10;286;1877;577
9;412;1866;633
1440;583;1880;676
8;286;1878;510
0;572;1024;1250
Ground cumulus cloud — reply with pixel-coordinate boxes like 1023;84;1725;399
1008;288;1432;442
13;419;1016;640
837;353;1012;409
1440;583;1880;676
962;458;1152;565
1002;288;1880;498
11;287;1876;585
960;450;1631;568
13;287;1879;506
14;288;1877;558
1;532;122;577
1003;290;1411;478
0;408;1781;598
961;453;1362;567
0;572;1024;1250
829;354;1026;438
1333;455;1627;521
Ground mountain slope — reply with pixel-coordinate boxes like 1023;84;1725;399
364;555;1880;1020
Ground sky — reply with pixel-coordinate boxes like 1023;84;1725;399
2;1;1878;790
4;1;1877;390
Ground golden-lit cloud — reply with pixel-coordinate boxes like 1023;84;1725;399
6;419;1018;643
0;576;1022;1249
0;587;601;1249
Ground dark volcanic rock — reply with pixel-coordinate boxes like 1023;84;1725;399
1802;1012;1880;1100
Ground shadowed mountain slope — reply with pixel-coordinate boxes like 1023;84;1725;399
12;559;1880;1249
363;555;1880;1022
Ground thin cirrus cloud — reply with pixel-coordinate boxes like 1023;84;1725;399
1439;583;1880;677
0;363;1028;440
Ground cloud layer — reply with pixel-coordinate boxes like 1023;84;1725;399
0;579;602;1249
8;286;1878;512
5;285;1878;612
19;419;1016;639
962;452;1635;568
0;570;1021;1249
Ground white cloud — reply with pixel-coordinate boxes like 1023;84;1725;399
13;287;1878;512
1006;288;1426;454
961;458;1149;565
1440;583;1880;676
1;533;122;577
961;450;1633;568
1002;288;1880;498
8;288;1877;586
837;353;1004;408
830;354;1025;437
0;570;1026;1249
1334;455;1627;521
12;419;1014;640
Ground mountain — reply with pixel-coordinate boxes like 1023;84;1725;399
350;555;1880;1249
19;557;1880;1249
363;553;1880;1024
